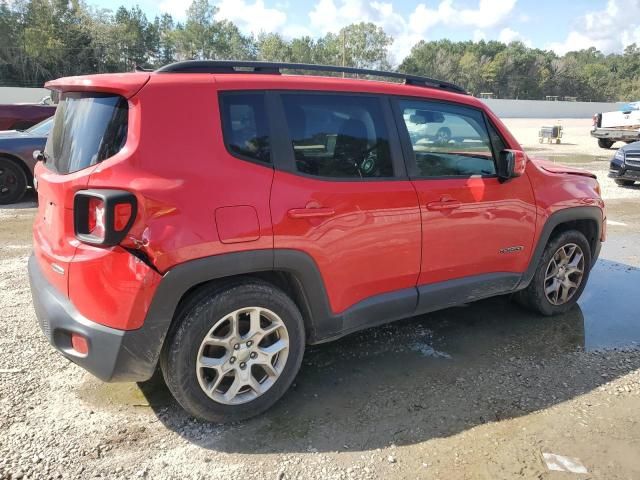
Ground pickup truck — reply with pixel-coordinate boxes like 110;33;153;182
591;102;640;149
0;97;57;131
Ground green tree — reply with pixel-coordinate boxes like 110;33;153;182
324;23;393;70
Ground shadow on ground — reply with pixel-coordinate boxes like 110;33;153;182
125;259;640;453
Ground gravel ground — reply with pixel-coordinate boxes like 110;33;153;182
1;118;639;479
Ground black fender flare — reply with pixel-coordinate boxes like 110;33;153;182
116;249;336;381
517;205;603;290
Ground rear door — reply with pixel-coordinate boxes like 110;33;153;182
269;92;422;322
33;92;129;296
393;98;536;287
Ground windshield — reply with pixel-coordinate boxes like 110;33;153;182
44;92;128;174
26;117;54;136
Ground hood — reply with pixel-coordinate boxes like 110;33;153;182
0;129;28;139
619;141;640;153
530;157;597;179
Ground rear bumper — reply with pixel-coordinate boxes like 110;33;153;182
28;254;159;382
591;128;640;141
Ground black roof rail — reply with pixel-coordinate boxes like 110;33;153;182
155;60;467;94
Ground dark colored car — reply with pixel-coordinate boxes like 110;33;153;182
0;99;56;131
609;141;640;186
29;61;604;422
0;117;52;204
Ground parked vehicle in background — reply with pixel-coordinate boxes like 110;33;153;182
0;97;56;131
609;140;640;186
0;117;52;204
29;61;605;423
591;102;640;149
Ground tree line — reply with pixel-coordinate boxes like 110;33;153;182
2;0;640;101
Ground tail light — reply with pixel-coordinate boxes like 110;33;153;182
592;113;602;128
74;190;137;246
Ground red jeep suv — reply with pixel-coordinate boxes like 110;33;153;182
29;61;605;422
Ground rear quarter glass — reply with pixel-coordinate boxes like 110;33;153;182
44;92;128;174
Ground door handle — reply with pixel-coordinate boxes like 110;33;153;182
426;199;462;211
288;207;336;219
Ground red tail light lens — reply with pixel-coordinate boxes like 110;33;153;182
114;203;133;231
87;197;105;238
74;190;137;246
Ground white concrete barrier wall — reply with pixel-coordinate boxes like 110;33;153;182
481;98;623;119
0;87;50;104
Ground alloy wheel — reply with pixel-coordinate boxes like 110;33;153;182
196;307;289;405
544;243;585;306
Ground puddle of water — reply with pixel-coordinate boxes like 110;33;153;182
306;259;640;366
78;371;173;410
578;259;640;351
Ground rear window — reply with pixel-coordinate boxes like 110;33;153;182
44;92;128;174
219;92;271;164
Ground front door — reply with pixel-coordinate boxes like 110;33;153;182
393;98;537;287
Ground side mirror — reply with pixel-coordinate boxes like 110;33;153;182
497;149;527;182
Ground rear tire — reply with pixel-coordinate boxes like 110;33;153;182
160;280;305;423
598;138;614;149
515;230;591;316
615;179;635;186
0;158;28;205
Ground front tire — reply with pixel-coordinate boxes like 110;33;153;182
516;230;592;316
160;280;305;422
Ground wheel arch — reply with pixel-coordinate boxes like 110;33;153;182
122;249;336;381
518;206;603;289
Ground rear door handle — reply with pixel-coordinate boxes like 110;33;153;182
426;199;462;211
288;207;336;219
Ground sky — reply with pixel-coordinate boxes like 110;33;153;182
89;0;640;62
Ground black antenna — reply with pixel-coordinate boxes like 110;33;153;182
155;60;467;94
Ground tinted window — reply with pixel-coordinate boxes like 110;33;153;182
45;93;127;174
220;93;270;164
282;94;393;179
399;100;496;177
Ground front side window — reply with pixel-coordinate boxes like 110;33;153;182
398;100;496;178
219;92;271;164
281;94;393;179
45;92;128;174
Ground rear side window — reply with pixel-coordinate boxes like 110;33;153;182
398;100;496;178
219;92;271;164
281;94;393;179
45;92;128;174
